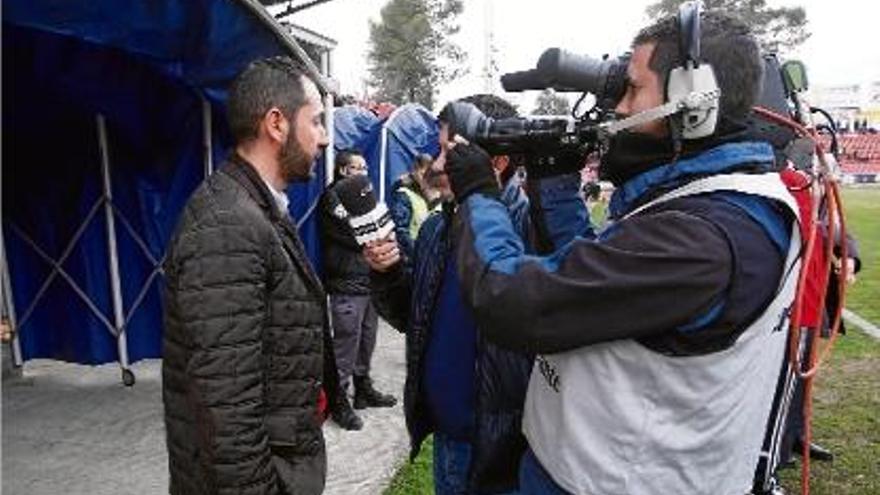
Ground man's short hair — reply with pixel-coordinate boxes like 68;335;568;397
334;149;362;179
456;94;521;181
633;11;763;121
414;153;433;172
227;56;311;143
458;94;519;120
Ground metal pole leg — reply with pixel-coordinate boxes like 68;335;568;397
202;95;213;178
1;222;23;369
97;115;134;386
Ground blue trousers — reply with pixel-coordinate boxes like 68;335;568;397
433;433;520;495
517;448;569;495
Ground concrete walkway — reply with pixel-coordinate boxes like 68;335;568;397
1;322;408;495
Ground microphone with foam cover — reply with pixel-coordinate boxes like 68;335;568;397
333;175;395;246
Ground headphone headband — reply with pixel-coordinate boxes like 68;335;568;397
678;1;702;68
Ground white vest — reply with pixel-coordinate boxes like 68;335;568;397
523;173;801;495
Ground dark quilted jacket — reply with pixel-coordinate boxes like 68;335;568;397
162;155;338;495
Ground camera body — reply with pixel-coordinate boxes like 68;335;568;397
440;48;627;161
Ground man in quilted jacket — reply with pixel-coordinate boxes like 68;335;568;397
162;57;335;495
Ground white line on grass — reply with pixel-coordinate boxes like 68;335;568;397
843;308;880;340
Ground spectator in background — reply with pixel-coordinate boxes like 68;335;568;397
781;168;862;466
0;318;12;343
319;150;397;432
388;153;441;262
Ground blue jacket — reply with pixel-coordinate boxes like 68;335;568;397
372;175;586;493
455;141;793;358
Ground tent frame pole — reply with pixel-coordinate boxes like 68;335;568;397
321;50;334;187
202;96;214;178
1;225;23;367
97;115;133;385
379;126;388;202
378;105;407;203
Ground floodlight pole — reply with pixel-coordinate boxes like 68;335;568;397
97;115;133;385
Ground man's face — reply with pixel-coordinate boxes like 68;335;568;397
614;43;668;138
341;155;368;177
279;76;329;183
426;123;453;199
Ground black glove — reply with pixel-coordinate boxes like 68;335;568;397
445;143;499;201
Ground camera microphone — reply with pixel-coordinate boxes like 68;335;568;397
333;175;395;246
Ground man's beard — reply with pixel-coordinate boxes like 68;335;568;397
598;130;675;186
598;116;755;186
278;133;316;184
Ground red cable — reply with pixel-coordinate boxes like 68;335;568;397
752;106;849;495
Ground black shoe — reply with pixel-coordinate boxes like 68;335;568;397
792;439;834;462
353;375;397;409
331;395;363;431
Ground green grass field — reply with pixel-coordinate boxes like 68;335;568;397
385;438;433;494
384;187;880;495
838;188;880;324
777;187;880;495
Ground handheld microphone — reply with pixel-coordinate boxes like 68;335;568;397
333;175;395;246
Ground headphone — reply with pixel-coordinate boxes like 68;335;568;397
599;1;722;140
666;1;720;139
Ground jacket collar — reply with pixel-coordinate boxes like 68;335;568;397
222;153;325;295
608;141;776;219
223;152;282;220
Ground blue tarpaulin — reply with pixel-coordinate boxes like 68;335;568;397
332;105;384;192
2;0;329;365
379;104;439;201
2;1;440;368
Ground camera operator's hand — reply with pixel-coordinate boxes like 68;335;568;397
446;143;499;202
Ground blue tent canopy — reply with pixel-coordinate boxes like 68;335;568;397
2;0;331;372
332;105;385;191
378;104;439;201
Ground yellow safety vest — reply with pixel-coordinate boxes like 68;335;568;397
399;186;439;240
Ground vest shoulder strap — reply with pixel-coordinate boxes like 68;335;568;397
623;173;800;221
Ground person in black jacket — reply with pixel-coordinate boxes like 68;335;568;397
162;57;335;495
319;150;397;432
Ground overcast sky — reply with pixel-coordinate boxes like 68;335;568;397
284;0;880;110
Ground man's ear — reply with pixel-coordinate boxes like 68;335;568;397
262;107;288;145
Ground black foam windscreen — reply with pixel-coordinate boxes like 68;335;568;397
334;174;377;216
333;175;394;245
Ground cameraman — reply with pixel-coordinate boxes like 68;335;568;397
443;11;800;495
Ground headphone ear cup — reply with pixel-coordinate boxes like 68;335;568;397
668;64;720;139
